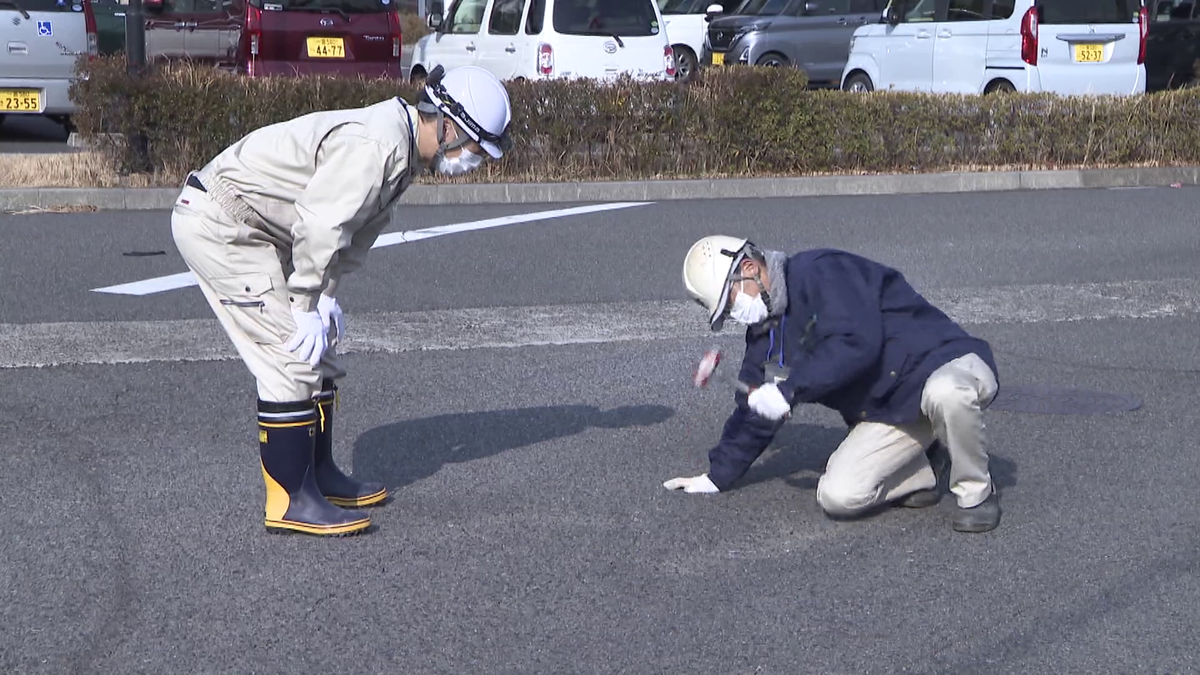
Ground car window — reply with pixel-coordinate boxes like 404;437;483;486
488;0;525;33
946;0;985;20
888;0;936;21
1038;0;1138;24
800;0;851;14
991;0;1014;19
848;0;880;12
1152;0;1196;21
660;0;697;13
738;0;790;15
446;0;487;32
551;0;661;36
524;0;544;31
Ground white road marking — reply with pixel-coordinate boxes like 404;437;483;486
90;202;653;296
8;278;1200;369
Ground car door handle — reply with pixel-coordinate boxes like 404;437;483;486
505;45;516;53
916;30;932;39
837;17;848;24
938;29;952;37
466;43;476;51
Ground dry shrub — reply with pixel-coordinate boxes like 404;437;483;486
62;55;1200;188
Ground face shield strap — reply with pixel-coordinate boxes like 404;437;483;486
418;102;471;174
421;65;514;155
719;244;771;316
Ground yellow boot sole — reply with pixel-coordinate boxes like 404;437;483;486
264;516;371;537
325;487;389;508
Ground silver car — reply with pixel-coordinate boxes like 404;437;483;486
703;0;884;87
0;0;97;130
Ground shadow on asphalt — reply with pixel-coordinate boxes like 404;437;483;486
353;404;675;488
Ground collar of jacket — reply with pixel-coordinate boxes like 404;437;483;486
745;250;790;337
401;101;423;174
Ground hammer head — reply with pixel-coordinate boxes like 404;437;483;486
693;349;722;388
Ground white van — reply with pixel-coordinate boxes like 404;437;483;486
658;0;737;81
0;0;98;129
411;0;677;82
840;0;1148;96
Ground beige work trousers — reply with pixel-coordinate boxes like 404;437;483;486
816;353;999;512
170;184;346;403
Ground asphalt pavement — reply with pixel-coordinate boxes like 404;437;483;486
2;187;1200;673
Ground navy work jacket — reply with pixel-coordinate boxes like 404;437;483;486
706;248;999;491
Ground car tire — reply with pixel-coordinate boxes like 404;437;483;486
755;52;788;68
985;79;1016;94
842;72;874;93
673;45;698;82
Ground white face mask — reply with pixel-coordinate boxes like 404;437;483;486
436;148;484;176
729;281;769;325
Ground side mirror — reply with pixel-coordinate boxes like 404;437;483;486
704;3;723;21
883;4;901;25
427;12;443;31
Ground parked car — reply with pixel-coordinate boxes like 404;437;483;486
1144;0;1200;90
841;0;1148;96
238;0;404;77
658;0;740;80
0;0;98;130
87;0;404;77
410;0;676;82
702;0;883;86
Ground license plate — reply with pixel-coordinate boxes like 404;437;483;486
0;89;42;113
711;51;724;66
1074;43;1103;63
306;37;345;58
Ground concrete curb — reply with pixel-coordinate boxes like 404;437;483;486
2;166;1198;213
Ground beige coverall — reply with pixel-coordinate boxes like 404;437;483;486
171;98;421;403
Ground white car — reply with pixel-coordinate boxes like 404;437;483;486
658;0;737;81
411;0;677;82
840;0;1149;96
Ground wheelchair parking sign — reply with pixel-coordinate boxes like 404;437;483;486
37;20;52;37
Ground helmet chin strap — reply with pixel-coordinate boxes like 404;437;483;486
417;101;470;174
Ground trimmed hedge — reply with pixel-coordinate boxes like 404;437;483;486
71;55;1200;186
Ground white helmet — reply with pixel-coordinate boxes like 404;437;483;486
419;65;513;159
683;235;752;331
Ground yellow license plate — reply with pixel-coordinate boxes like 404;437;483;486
1074;43;1103;63
306;37;345;58
0;89;42;113
711;51;724;66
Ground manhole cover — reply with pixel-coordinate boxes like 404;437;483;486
988;385;1142;415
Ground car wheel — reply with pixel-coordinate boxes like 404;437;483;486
986;79;1016;94
843;72;873;93
755;52;788;68
673;45;698;82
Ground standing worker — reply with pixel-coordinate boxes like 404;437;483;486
171;66;513;537
666;236;1003;533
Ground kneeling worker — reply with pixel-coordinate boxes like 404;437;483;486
666;236;1003;533
171;66;512;536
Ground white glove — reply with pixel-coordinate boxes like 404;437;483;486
317;294;345;345
748;383;792;421
285;309;328;368
663;474;720;494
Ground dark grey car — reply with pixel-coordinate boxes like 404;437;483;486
702;0;884;87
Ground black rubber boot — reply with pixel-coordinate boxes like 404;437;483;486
953;490;1001;533
314;381;388;508
259;399;371;536
895;442;947;508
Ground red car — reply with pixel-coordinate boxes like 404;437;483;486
135;0;403;77
239;0;404;77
